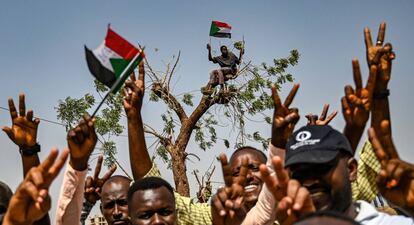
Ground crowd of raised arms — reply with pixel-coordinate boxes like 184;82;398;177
1;22;413;225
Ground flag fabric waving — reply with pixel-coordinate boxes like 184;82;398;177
85;26;145;92
209;20;231;38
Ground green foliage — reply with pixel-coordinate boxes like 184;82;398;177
193;112;218;151
149;91;160;102
101;141;117;167
233;41;244;50
156;145;172;168
56;94;95;131
55;80;124;169
161;110;175;135
182;93;194;106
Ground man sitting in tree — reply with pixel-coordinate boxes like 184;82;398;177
206;43;244;92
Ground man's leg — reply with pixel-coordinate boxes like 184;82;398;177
217;69;225;92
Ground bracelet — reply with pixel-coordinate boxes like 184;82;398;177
19;143;41;156
373;89;390;99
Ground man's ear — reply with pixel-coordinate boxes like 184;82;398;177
347;157;358;182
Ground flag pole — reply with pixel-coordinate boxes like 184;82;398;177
91;48;144;118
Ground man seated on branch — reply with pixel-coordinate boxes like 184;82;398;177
206;43;244;92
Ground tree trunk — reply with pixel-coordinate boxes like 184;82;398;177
170;146;190;196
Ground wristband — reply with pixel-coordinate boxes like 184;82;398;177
19;143;41;156
373;89;390;99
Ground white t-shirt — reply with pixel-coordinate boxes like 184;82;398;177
355;200;414;225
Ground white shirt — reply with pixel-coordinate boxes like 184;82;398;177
355;200;414;225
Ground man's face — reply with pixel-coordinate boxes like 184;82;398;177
100;179;130;225
230;150;265;209
288;155;354;212
220;46;228;56
129;186;176;225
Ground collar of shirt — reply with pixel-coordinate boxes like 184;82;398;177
354;200;379;222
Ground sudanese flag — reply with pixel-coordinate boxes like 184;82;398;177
85;26;145;92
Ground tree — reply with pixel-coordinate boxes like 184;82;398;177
55;42;299;197
55;80;131;178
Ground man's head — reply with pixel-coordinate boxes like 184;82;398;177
100;175;132;225
293;210;361;225
0;181;13;224
285;125;357;212
220;45;228;57
229;146;267;209
128;177;176;225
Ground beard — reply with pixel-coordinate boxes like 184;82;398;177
330;182;353;212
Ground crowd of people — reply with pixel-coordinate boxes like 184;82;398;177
1;22;414;225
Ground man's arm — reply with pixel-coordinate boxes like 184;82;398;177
55;114;97;225
342;59;376;152
3;149;69;225
2;94;51;225
238;47;244;64
207;44;215;62
365;22;397;157
124;62;152;180
2;94;41;177
242;84;300;225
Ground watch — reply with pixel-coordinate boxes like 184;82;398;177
19;143;41;156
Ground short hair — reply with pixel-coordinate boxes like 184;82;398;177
127;177;175;204
293;210;361;225
105;175;132;184
230;146;267;163
220;45;227;51
0;181;13;198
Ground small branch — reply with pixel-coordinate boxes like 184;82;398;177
144;58;159;82
152;83;188;123
167;51;181;89
143;124;172;147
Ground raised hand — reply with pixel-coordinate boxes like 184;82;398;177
124;62;145;116
364;22;395;91
305;104;337;125
211;154;248;225
368;121;414;215
271;84;300;148
260;157;315;225
3;149;69;225
67;114;97;171
342;59;377;128
84;155;117;204
2;94;40;148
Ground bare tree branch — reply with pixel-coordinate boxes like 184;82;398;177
168;51;181;89
152;83;188;123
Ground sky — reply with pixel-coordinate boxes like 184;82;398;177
1;0;414;221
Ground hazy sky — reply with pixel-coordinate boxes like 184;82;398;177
1;0;413;221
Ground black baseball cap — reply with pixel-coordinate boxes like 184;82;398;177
284;125;353;167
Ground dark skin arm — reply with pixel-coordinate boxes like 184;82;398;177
211;154;248;225
238;47;244;64
342;59;377;153
2;94;40;177
3;149;69;225
271;84;300;148
2;94;50;225
207;44;214;62
365;22;396;152
124;63;151;180
368;121;414;216
67;114;97;171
